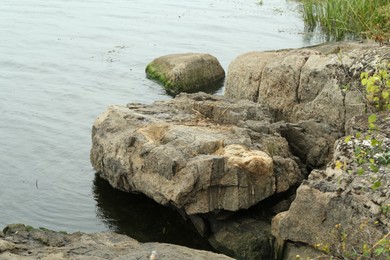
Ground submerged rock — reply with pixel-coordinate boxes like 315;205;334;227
91;92;302;215
0;224;233;259
145;53;225;95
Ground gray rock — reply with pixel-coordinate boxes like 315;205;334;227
0;224;232;259
208;218;274;260
225;42;389;133
278;120;341;170
280;242;327;260
272;135;390;259
145;53;225;95
90;92;303;215
225;51;284;102
91;42;390;259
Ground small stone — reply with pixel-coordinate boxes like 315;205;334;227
150;250;157;260
0;240;16;252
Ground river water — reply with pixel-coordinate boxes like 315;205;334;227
0;0;322;248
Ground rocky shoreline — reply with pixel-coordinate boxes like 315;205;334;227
91;42;389;259
0;224;232;259
3;42;388;259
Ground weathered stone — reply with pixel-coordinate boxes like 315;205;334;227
225;42;389;132
278;120;342;170
258;50;319;117
280;242;327;260
91;42;389;259
90;92;302;215
0;224;232;259
272;134;390;259
208;218;274;260
225;51;284;102
145;53;225;95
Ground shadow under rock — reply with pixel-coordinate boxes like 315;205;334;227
93;174;214;251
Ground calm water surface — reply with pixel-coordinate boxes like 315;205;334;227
0;0;322;247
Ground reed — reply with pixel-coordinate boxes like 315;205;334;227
301;0;390;42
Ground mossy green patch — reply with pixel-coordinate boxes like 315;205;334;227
145;63;178;95
25;225;34;231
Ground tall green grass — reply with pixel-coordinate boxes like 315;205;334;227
301;0;390;41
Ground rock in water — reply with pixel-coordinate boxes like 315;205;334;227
90;92;303;215
145;53;225;95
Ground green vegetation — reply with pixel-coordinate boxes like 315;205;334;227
301;0;390;42
341;62;390;190
311;224;390;259
145;63;174;91
361;64;390;112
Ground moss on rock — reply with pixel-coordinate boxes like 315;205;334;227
145;53;225;96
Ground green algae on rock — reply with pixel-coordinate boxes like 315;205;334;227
145;53;225;95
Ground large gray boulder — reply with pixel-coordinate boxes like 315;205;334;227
225;42;389;132
146;53;225;95
0;224;233;259
90;92;303;215
225;43;389;170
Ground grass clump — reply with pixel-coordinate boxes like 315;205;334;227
301;0;390;42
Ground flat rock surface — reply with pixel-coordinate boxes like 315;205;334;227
0;224;233;260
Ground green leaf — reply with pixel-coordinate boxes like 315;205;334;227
377;156;387;165
344;135;351;143
357;167;365;175
371;180;381;190
382;90;389;100
354;147;362;156
370;164;379;173
371;139;380;147
368;114;377;123
374;247;384;256
356;132;362;138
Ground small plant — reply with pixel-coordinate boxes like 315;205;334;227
360;63;390;112
317;223;390;259
341;62;390;190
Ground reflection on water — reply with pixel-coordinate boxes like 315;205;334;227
93;175;213;250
